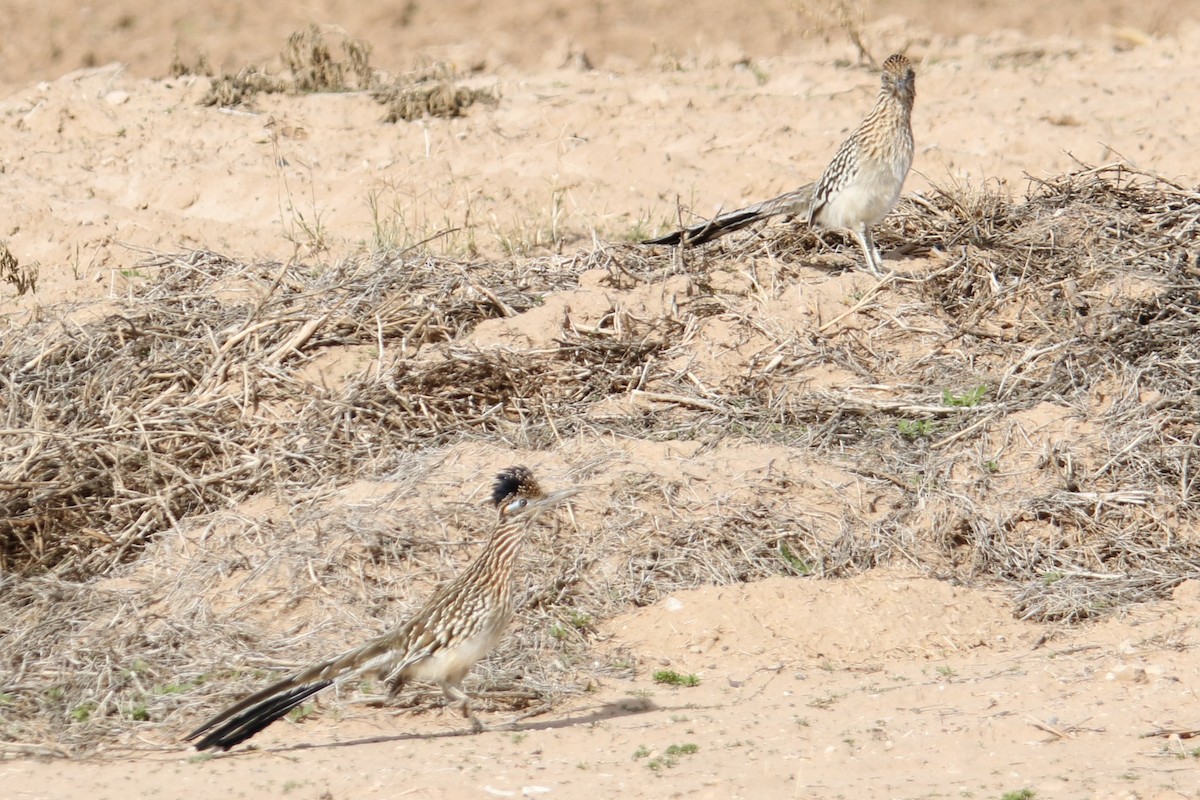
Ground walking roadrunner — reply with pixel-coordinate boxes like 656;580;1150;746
187;466;581;750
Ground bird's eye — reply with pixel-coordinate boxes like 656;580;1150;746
505;498;528;514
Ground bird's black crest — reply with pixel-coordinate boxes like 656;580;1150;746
492;466;536;507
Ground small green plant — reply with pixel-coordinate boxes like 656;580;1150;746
898;419;935;439
70;703;95;723
610;657;634;672
124;659;150;676
653;670;700;687
632;745;651;760
984;459;1000;474
619;216;654;243
943;384;988;407
551;610;594;642
287;703;316;723
1041;571;1064;586
998;790;1035;800
936;665;957;679
645;743;699;771
807;692;843;709
154;681;197;695
127;704;151;721
779;542;812;575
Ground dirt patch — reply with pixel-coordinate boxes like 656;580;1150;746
4;3;1200;799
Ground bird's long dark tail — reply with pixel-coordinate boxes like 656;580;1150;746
187;621;407;750
186;677;333;751
643;184;815;247
643;207;767;246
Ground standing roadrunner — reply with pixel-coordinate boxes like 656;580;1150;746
186;466;581;751
645;54;915;275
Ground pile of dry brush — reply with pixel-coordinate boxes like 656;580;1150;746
2;162;1200;754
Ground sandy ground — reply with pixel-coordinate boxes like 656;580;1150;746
6;572;1200;799
3;1;1200;798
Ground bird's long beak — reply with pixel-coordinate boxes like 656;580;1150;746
524;485;584;517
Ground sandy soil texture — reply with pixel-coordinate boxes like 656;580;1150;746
3;2;1200;799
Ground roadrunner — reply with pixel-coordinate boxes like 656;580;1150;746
186;466;581;751
645;54;915;275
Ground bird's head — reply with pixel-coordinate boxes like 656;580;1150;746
491;466;582;521
881;53;915;106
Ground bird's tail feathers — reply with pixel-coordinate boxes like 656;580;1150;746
187;678;333;751
643;184;815;247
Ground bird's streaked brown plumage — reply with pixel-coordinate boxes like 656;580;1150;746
645;54;916;275
186;466;581;751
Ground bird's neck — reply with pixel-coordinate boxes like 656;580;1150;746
862;88;913;134
881;86;914;115
468;521;528;588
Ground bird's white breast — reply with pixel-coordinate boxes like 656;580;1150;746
405;626;503;682
816;157;908;230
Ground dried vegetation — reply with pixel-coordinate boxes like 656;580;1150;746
171;25;497;120
3;162;1200;755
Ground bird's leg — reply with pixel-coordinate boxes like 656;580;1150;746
440;681;486;732
851;225;883;276
385;673;408;701
865;228;883;274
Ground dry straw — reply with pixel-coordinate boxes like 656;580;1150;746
3;162;1200;754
